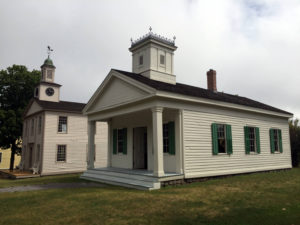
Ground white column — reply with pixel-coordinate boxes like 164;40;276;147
175;110;183;174
151;106;164;177
87;120;96;170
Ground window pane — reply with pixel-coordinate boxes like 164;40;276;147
217;124;226;153
274;129;279;151
139;55;143;65
163;124;169;153
249;127;256;152
57;145;66;162
117;129;124;153
160;55;165;65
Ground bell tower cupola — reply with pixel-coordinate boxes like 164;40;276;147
34;46;61;102
129;28;177;84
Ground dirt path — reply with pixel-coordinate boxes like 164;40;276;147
0;182;105;193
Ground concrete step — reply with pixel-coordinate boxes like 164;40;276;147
80;170;161;190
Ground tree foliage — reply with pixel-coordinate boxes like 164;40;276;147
0;65;40;170
289;119;300;167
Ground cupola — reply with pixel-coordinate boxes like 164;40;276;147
129;28;177;84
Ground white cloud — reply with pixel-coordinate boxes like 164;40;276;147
0;0;299;118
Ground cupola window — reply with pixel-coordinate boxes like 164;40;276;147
160;55;165;65
139;55;143;65
47;70;52;79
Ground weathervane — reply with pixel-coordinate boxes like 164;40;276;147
47;46;53;58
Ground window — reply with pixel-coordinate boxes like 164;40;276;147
38;116;42;134
117;129;124;153
163;124;169;153
57;145;66;162
160;55;165;65
270;129;283;153
113;128;127;154
244;126;260;154
139;55;143;65
58;116;67;133
47;70;52;79
31;119;34;136
163;122;175;154
0;152;2;163
211;123;232;155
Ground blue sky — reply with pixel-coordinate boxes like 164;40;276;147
0;0;299;118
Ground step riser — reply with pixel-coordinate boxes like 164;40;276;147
85;170;159;182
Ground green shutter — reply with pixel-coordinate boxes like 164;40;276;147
244;126;250;154
168;121;175;155
270;129;275;153
211;123;218;155
226;124;233;155
278;129;283;153
113;129;117;154
255;127;261;154
123;128;127;155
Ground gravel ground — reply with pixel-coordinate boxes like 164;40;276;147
0;182;105;193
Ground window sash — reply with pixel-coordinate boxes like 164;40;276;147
163;123;169;153
58;116;67;133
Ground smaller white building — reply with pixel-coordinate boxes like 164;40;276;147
21;56;108;175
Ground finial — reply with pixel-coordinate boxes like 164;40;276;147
47;45;53;58
173;36;176;42
130;38;133;44
149;26;152;33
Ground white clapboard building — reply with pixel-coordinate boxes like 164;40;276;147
21;56;108;175
81;30;293;190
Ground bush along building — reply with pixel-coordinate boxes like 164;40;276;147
21;55;108;175
81;29;293;190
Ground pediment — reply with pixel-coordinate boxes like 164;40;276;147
86;75;152;113
25;100;43;117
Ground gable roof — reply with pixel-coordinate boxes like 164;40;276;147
113;69;292;115
24;98;86;118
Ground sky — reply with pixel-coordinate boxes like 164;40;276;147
0;0;299;119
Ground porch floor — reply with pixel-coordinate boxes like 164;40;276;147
0;169;40;179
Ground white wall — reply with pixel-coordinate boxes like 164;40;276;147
183;106;292;178
42;111;107;175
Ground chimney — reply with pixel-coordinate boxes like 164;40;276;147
207;69;217;92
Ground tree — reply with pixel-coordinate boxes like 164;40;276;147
289;119;300;167
0;65;40;171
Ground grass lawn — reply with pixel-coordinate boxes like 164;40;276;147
0;169;300;225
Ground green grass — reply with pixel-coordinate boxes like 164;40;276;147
1;169;300;225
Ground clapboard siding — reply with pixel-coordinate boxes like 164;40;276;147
42;112;108;174
183;108;291;178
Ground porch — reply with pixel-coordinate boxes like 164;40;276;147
82;105;184;190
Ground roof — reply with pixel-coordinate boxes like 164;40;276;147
39;81;62;87
41;56;55;68
24;98;86;118
113;69;292;115
130;31;177;50
36;99;85;112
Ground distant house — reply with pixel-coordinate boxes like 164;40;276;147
81;30;293;190
21;57;107;175
0;148;21;170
